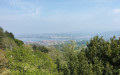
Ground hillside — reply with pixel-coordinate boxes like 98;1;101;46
1;27;120;75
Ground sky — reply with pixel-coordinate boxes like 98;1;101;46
0;0;120;34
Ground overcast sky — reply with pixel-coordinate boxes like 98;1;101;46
0;0;120;34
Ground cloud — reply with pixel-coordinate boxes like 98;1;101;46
28;8;42;17
113;8;120;14
0;0;42;17
91;0;112;3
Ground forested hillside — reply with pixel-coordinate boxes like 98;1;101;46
1;27;120;75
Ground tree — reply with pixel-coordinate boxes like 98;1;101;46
104;62;113;75
32;45;50;53
0;27;4;48
56;58;60;73
62;41;78;75
77;50;94;75
2;37;17;50
0;50;9;75
14;39;24;46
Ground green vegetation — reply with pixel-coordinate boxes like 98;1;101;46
1;27;120;75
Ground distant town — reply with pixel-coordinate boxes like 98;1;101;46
24;40;67;46
15;31;120;46
15;33;92;46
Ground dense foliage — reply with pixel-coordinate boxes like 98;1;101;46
1;27;120;75
0;27;58;75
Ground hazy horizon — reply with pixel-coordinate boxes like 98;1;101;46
1;0;120;34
